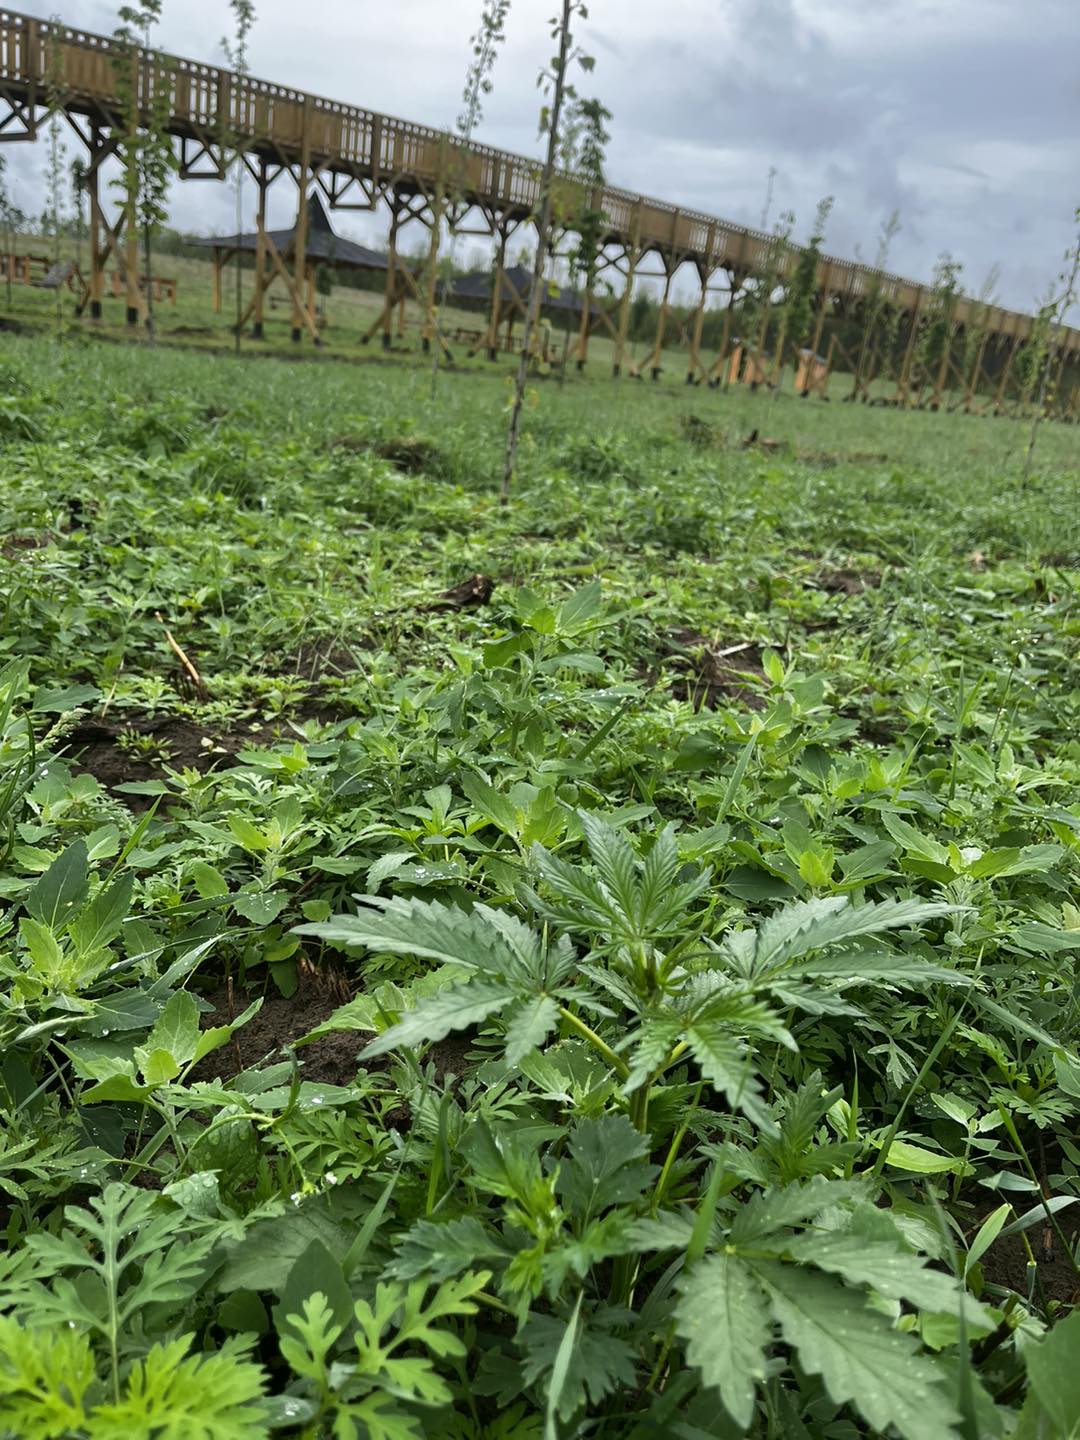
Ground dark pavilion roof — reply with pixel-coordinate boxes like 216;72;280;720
193;194;389;271
452;264;599;316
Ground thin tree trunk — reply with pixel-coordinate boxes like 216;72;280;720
501;0;573;505
1023;244;1080;486
144;220;155;338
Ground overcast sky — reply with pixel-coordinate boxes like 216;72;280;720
8;0;1079;312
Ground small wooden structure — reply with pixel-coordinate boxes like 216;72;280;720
3;252;82;291
195;194;389;341
108;269;176;304
725;342;770;387
794;344;832;396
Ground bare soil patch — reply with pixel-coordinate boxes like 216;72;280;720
664;629;767;710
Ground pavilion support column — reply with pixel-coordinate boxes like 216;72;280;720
212;250;223;313
291;101;312;344
306;259;316;334
821;333;837;395
252;159;270;339
124;204;139;327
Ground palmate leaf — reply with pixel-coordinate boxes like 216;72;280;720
741;895;958;977
749;1260;960;1440
360;978;516;1059
784;951;968;987
683;1024;775;1132
296;897;543;981
503;994;561;1064
675;1253;770;1429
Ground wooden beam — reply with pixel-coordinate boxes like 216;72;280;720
291;99;312;344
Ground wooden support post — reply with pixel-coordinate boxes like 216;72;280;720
896;289;924;405
575;278;594;371
964;326;990;412
930;316;955;410
252;159;269;339
421;150;445;354
382;201;401;349
124;202;139;327
752;285;773;386
992;330;1023;413
613;203;642;377
87;137;104;321
822;333;836;395
306;259;316;332
485;228;508;361
291;101;311;344
646;263;674;380
707;273;739;387
686;266;708;384
212;249;222;313
771;312;789;387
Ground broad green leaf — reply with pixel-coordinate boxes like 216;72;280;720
24;841;89;930
233;891;287;925
1024;1309;1080;1435
18;917;64;981
275;1239;353;1337
752;1261;960;1440
783;1231;988;1321
881;814;951;866
676;1254;770;1428
143;990;201;1068
228;816;269;852
190;862;229;898
67;875;135;956
556;1115;655;1220
879;1139;964;1174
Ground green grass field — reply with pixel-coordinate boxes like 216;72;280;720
1;328;1079;1439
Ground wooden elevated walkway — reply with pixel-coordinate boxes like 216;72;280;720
0;7;1074;398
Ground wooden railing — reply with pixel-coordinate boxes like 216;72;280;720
0;6;1075;352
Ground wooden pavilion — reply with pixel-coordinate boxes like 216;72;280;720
194;194;389;340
